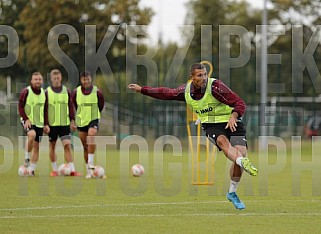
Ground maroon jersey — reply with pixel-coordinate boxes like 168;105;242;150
140;79;246;117
44;86;75;126
72;85;105;112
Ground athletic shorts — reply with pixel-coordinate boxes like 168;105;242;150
202;122;247;150
77;119;100;132
20;119;43;142
48;126;71;142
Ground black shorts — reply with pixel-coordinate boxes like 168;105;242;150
20;119;43;142
49;126;71;142
77;119;100;132
202;122;247;150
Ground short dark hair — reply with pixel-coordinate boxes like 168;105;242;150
190;63;206;75
31;71;42;79
80;71;91;78
50;69;61;77
32;71;42;76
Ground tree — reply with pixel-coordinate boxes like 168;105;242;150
0;0;28;80
14;0;153;82
269;0;321;26
183;0;321;99
267;0;321;97
183;0;262;101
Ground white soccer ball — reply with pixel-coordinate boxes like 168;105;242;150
131;164;144;177
58;164;71;176
92;165;105;178
18;165;29;176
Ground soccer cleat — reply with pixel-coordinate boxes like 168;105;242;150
70;171;82;177
24;158;30;167
227;192;245;210
50;171;58;177
85;173;93;179
241;158;258;176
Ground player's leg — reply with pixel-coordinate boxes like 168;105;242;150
49;141;57;163
28;127;43;175
216;135;257;176
78;130;91;177
49;140;58;176
87;127;97;167
216;135;240;162
61;133;82;177
78;131;88;163
226;145;247;209
226;126;256;209
230;145;247;182
21;119;34;166
86;125;106;179
31;141;40;162
24;129;36;166
62;138;72;163
28;141;39;176
86;120;99;168
203;123;257;209
203;123;244;162
48;126;59;176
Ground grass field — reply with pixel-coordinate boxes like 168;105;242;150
0;137;321;233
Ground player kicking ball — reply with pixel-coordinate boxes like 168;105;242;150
128;63;258;209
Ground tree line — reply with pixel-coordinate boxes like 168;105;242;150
0;0;321;103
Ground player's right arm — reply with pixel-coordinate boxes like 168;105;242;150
43;90;50;134
18;88;32;129
127;84;186;101
67;89;77;131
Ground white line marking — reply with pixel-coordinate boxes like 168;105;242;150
1;213;321;219
0;201;226;211
0;200;320;211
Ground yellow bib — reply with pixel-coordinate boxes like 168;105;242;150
47;86;70;126
24;86;45;127
75;86;101;127
185;78;233;123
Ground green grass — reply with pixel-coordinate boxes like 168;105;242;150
0;139;321;233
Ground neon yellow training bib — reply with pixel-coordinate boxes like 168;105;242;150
47;86;70;126
75;86;100;127
185;78;233;123
24;86;45;127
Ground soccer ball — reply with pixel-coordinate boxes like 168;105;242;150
58;164;71;176
131;164;144;177
18;165;29;176
92;165;105;178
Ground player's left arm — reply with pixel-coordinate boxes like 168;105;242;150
44;90;49;126
97;89;105;112
212;80;246;132
71;88;77;110
211;80;246;117
43;90;50;134
67;89;75;121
